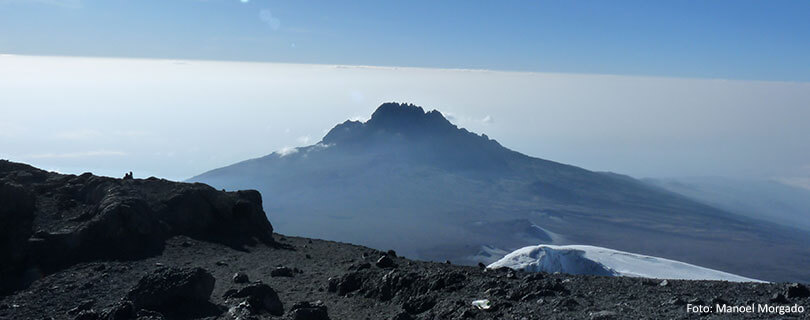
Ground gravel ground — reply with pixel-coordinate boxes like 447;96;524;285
2;234;808;320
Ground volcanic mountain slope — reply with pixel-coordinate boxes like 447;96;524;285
2;162;809;320
190;103;810;283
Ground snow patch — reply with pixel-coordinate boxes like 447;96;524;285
489;244;764;282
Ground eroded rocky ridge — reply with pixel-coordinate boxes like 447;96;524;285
0;160;274;294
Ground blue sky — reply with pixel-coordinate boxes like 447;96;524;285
1;0;809;81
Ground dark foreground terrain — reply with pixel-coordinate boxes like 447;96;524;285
2;160;808;319
3;235;809;320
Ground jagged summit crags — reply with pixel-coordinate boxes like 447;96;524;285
319;102;517;172
324;103;454;142
191;103;810;282
324;102;470;142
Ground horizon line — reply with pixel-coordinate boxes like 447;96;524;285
4;53;810;85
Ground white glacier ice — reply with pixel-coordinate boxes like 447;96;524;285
488;244;764;282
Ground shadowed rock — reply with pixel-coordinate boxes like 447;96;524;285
0;160;274;294
127;267;216;312
288;301;330;320
224;283;284;316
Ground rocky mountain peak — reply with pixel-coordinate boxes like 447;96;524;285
321;103;465;145
366;102;452;130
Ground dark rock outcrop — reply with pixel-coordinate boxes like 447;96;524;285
0;181;35;293
0;160;274;294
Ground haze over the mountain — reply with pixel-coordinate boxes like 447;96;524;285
191;103;810;282
644;176;810;231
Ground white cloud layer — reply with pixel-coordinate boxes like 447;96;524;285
1;55;809;182
26;150;127;159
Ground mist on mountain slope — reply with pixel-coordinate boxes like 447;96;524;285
644;176;810;231
190;103;810;283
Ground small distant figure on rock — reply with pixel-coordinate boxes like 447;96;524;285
123;171;133;180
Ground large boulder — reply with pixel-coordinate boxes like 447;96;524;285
224;283;284;316
127;267;216;311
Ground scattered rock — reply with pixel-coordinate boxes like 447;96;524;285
127;267;215;312
66;299;95;315
73;310;99;320
639;279;657;286
225;301;254;320
770;293;789;304
287;301;330;320
223;288;238;298
471;299;491;310
666;297;686;305
589;310;618;319
326;277;339;293
523;273;544;282
459;309;476;318
336;272;363;296
135;309;166;320
402;295;437;314
428;271;466;292
101;300;135;320
271;266;295;277
349;262;371;271
556;297;580;311
225;283;284;316
233;272;249;283
477;262;486;270
376;255;396;269
386;250;397;258
786;283;810;298
391;311;414;320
